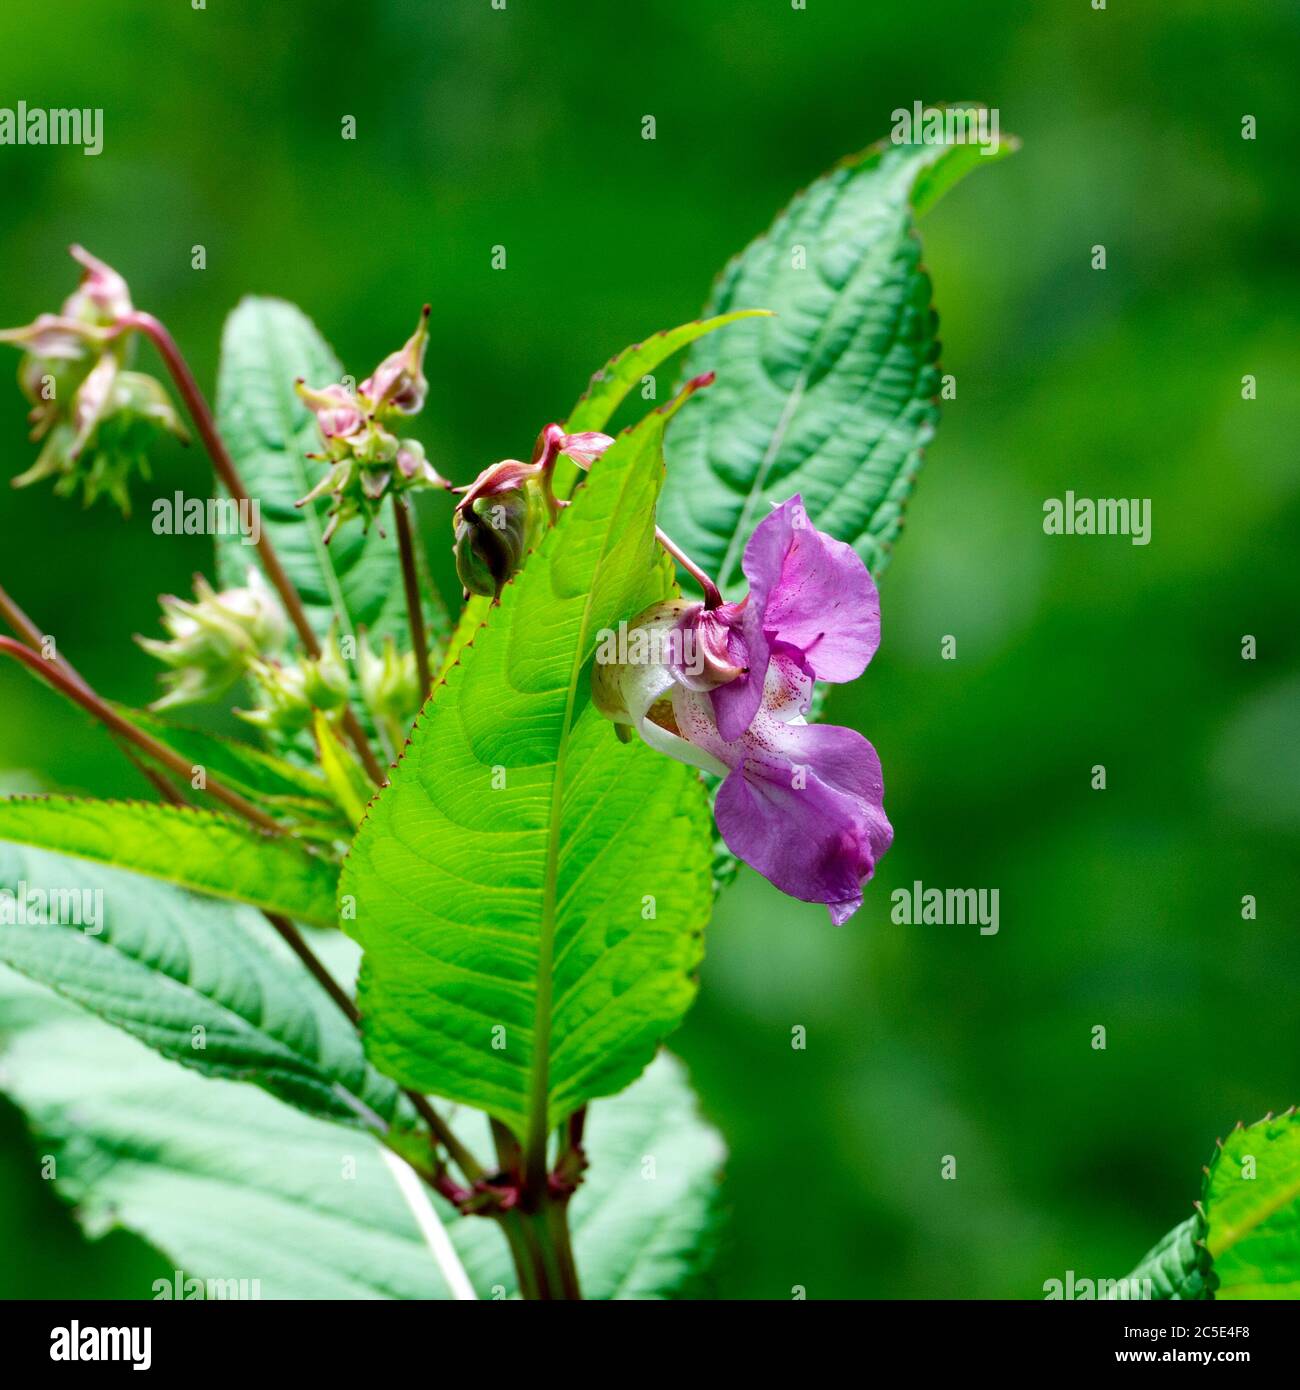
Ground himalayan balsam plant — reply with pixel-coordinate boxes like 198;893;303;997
2;110;1290;1301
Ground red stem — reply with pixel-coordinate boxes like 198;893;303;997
655;526;723;609
393;496;432;697
0;636;283;832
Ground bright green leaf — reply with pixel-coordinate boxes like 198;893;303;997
564;311;770;436
658;109;1015;592
0;796;339;927
343;402;714;1148
0;843;400;1130
1205;1109;1300;1298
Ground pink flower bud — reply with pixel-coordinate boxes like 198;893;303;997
294;380;365;442
361;305;430;416
65;245;133;325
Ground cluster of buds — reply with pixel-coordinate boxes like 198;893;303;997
237;629;351;736
0;245;187;514
136;565;427;740
452;423;613;598
135;568;288;711
295;306;448;542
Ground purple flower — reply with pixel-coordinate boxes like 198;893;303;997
593;495;892;924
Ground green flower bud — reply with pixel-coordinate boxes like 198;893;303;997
301;629;351;714
237;660;315;735
136;569;287;711
237;629;351;736
452;460;548;599
357;631;421;729
293;307;447;543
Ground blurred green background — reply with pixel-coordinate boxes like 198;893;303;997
1;0;1297;1298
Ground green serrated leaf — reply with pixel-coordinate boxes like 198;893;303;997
564;311;770;436
0;957;725;1299
0;843;401;1130
658;110;1015;592
1204;1109;1300;1299
0;796;339;927
343;403;713;1147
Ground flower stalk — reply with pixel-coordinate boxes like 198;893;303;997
393;495;432;698
654;525;723;609
0;581;182;805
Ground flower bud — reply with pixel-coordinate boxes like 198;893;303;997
295;308;447;541
301;629;351;714
452;460;546;598
237;660;314;735
237;628;351;735
136;569;287;711
394;436;443;488
296;437;443;541
361;305;430;416
357;631;421;728
1;247;184;514
294;381;364;446
63;245;133;326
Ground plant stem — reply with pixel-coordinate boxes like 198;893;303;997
545;1197;583;1299
0;636;284;832
655;526;723;609
340;709;386;787
512;1197;581;1300
487;1118;583;1299
0;582;179;802
120;310;387;787
495;1212;544;1300
393;496;432;697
